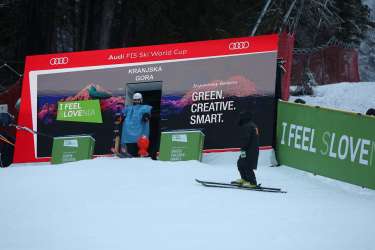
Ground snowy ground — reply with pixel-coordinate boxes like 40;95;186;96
2;81;375;250
289;82;375;113
1;152;375;250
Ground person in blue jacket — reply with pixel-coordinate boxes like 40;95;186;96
120;93;152;157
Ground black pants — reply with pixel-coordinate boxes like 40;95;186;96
238;164;257;185
125;143;139;157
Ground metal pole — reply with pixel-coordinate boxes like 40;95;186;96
250;0;273;36
278;0;298;33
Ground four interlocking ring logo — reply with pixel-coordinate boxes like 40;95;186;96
228;41;250;50
49;57;69;65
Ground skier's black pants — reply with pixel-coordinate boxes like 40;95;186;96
238;164;257;185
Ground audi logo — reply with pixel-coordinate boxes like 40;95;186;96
49;57;69;65
229;41;250;50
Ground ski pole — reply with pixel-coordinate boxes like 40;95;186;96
10;124;54;139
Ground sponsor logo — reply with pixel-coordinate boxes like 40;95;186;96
229;41;250;50
49;57;69;65
172;134;187;143
63;139;78;147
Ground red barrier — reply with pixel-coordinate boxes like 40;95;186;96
292;47;360;85
278;32;295;100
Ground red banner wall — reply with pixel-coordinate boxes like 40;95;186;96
292;47;360;85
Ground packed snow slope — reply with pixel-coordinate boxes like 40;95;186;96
289;82;375;113
1;153;375;250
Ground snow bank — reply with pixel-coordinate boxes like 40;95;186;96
289;82;375;113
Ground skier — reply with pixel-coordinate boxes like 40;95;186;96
120;93;152;157
231;111;259;188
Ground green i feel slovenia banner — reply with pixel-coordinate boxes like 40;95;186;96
276;100;375;189
57;100;103;123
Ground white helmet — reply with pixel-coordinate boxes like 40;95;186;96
133;92;142;100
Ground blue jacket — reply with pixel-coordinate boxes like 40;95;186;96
121;104;152;144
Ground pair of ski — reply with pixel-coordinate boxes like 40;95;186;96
196;179;287;193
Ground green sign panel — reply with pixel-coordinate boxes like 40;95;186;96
276;101;375;189
57;100;102;123
51;135;95;164
159;130;205;161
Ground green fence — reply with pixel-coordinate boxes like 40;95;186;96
276;100;375;189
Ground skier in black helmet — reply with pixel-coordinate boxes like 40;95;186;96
231;111;259;188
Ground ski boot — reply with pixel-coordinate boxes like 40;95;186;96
231;178;246;185
241;181;257;188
